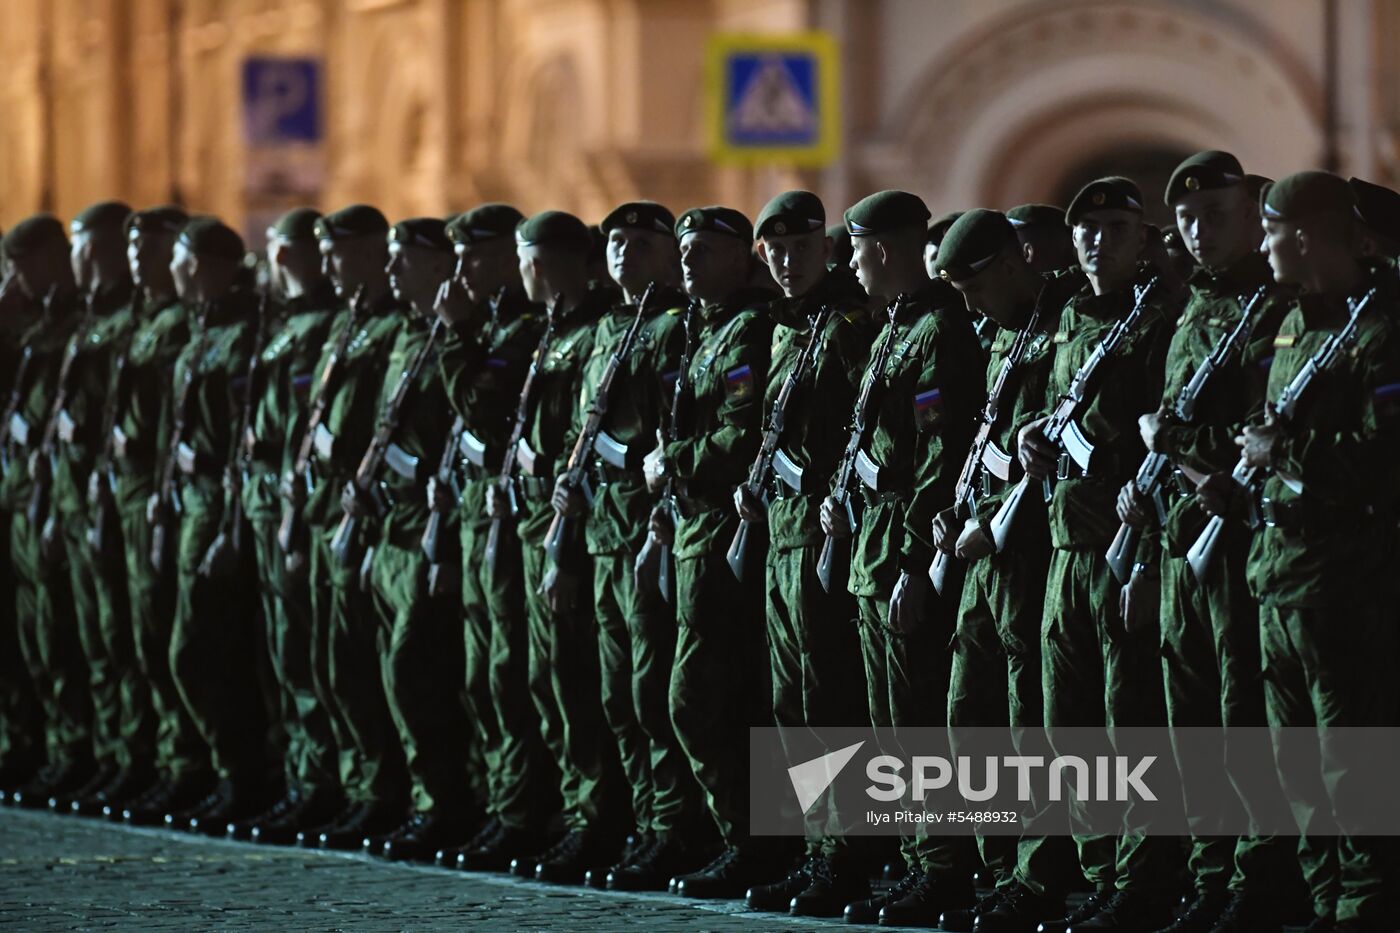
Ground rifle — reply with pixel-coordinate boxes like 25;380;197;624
929;304;1042;593
1185;287;1377;583
986;276;1160;553
483;295;560;571
421;286;509;567
329;315;446;569
87;287;144;563
543;283;655;564
726;302;833;582
276;285;367;557
635;298;699;602
198;293;271;579
26;292;98;552
1105;286;1266;583
149;301;214;571
817;299;902;593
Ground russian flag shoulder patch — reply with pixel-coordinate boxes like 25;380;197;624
724;364;755;401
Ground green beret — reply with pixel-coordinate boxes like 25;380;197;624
755;190;825;240
126;206;189;238
389;217;453;253
675;206;753;243
514;210;591;252
600;201;676;237
1164;150;1245;206
1;214;68;260
1245;174;1273;204
1261;171;1356;223
446;203;525;248
1006;204;1065;229
933;209;1018;283
268;207;322;242
926;210;964;247
1349;177;1400;243
314;204;389;242
71;200;133;236
844;190;931;236
826;224;854;269
1066;177;1144;225
178;217;245;262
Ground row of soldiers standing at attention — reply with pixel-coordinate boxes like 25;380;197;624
1;147;1398;933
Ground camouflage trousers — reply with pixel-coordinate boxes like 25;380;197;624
0;512;43;770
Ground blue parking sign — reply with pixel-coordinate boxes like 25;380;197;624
242;57;322;145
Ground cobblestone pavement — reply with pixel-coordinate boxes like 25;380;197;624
0;807;881;932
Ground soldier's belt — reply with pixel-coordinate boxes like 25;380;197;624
383;443;423;483
860;485;909;508
1256;495;1350;531
591;459;642;486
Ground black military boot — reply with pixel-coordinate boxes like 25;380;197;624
585;833;651;889
1036;889;1116;933
188;782;279;835
10;760;96;809
382;811;477;862
162;782;230;830
608;834;719;892
745;855;817;912
251;788;345;846
510;831;572;877
973;883;1065;932
0;759;42;804
122;774;216;826
1205;889;1285;933
1152;890;1230;933
437;817;501;867
461;824;550;873
1070;890;1175;931
228;787;303;840
877;868;976;927
72;768;157;817
297;801;365;847
49;762;118;813
789;854;872;917
940;888;1007;932
319;802;405;850
674;843;785;900
535;828;624;885
844;867;922;924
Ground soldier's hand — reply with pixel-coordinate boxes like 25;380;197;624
1116;482;1149;527
954;518;995;560
551;475;586;517
426;476;454;512
540;565;580;614
1138;409;1167;454
284;549;308;578
647;505;675;546
279;471;305;505
26;450;44;482
1237;405;1280;469
1017;418;1057;481
433;275;472;325
198;531;237;581
1119;563;1160;636
1194;471;1234;518
931;507;958;554
340;481;366;518
485;484;503;519
145;493;162;525
734;484;766;524
819;496;851;539
888;570;928;634
643;430;668;494
427;561;461;598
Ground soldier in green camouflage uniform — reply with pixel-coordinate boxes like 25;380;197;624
1006;204;1077;276
1;216;94;807
1115;152;1301;933
227;208;343;844
111;208;215;825
1233;172;1400;931
643;206;777;900
432;204;557;871
0;268;43;795
929;208;1085;933
44;202;154;816
815;191;983;927
156;219;273;832
502;210;626;884
1014;177;1183;933
342;217;474;861
551;201;706;892
738;191;875;917
294;205;410;849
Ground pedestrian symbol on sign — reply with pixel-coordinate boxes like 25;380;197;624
728;55;818;145
707;33;840;167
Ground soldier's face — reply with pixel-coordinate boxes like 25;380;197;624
128;231;174;291
1261;218;1305;285
758;229;830;299
320;237;384;299
169;240;195;300
679;231;745;302
923;242;939;280
70;232;95;290
949;262;1019;326
517;245;548;304
267;236;321;299
1072;210;1143;287
1174;186;1254;270
607;228;676;295
850;235;888;298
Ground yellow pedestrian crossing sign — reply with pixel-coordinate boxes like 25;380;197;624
706;33;840;167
